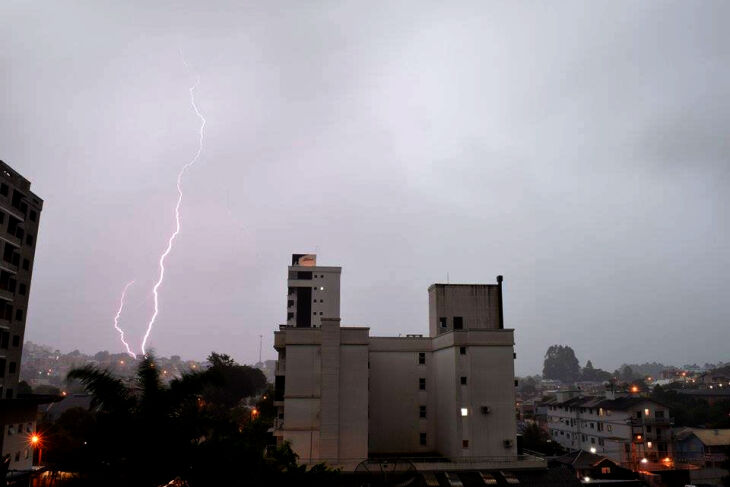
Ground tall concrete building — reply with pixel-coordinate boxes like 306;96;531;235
273;254;522;470
0;161;43;471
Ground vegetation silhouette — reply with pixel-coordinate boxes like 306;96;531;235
36;352;339;486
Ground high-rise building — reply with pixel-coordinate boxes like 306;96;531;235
273;254;527;471
0;160;44;471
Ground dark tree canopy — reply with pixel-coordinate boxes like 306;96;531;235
542;345;581;383
580;360;613;382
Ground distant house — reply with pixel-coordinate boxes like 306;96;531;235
550;450;641;484
674;428;729;487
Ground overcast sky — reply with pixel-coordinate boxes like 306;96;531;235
1;1;728;375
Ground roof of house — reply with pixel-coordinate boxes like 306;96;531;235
676;427;730;446
552;450;614;469
547;395;667;411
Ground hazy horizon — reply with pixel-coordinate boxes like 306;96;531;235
2;1;728;376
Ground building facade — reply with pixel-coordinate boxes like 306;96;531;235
546;392;673;469
273;254;518;469
0;161;43;471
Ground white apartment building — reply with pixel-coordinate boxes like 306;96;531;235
546;391;673;469
273;254;520;470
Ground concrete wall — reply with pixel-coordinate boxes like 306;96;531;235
428;283;501;337
368;338;434;454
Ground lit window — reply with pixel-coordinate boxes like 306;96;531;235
461;408;468;417
644;408;650;416
320;287;324;291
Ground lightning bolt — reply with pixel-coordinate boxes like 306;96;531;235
140;60;206;355
114;280;137;358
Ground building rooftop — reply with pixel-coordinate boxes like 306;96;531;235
546;395;668;411
675;427;730;447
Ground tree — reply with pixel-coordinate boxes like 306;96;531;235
17;381;32;395
542;345;581;383
581;360;612;382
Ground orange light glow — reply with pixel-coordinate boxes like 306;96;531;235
30;434;40;445
251;408;259;417
630;386;639;393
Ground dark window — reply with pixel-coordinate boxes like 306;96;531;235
22;259;29;271
25;234;34;246
319;312;323;315
11;335;18;347
419;405;426;418
418;352;425;365
0;332;7;349
460;346;466;355
0;184;7;196
419;378;426;390
14;309;22;321
274;376;285;401
296;271;312;279
18;283;26;295
636;411;641;419
453;316;463;329
462;440;469;448
0;213;4;225
8;362;15;374
646;425;652;433
6;388;12;399
591;437;596;444
460;376;467;385
420;433;427;446
439;317;447;329
655;410;664;418
286;312;294;320
29;210;36;222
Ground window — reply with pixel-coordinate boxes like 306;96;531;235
599;438;605;446
12;335;19;347
597;423;604;432
420;433;427;446
607;424;613;432
644;408;650;416
590;422;595;429
319;312;323;315
29;211;37;222
453;316;463;329
635;411;642;419
459;346;466;355
8;362;15;374
14;452;19;462
0;184;7;196
0;358;5;378
462;440;469;448
22;259;29;271
655;410;664;418
419;378;426;390
601;467;611;474
0;332;7;349
419;406;427;418
461;408;468;417
418;352;425;365
24;449;28;459
460;376;467;385
18;283;26;296
439;317;447;329
25;234;34;246
591;437;596;444
6;389;12;399
646;425;652;433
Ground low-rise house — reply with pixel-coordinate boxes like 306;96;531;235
674;427;729;486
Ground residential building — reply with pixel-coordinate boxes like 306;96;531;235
674;427;729;486
273;254;523;470
545;391;673;470
0;160;43;471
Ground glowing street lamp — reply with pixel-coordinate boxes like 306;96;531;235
29;433;42;466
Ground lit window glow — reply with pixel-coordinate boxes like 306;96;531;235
460;408;468;417
640;458;648;464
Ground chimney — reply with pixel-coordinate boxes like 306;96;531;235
497;275;504;329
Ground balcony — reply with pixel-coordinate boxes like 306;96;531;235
0;260;17;274
629;417;673;426
0;289;13;302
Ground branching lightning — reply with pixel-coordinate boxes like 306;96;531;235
113;280;137;358
140;60;206;356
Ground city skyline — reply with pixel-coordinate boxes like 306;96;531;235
1;1;728;376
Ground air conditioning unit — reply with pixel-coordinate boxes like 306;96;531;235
504;439;514;448
481;406;491;415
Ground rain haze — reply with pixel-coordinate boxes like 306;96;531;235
1;1;728;375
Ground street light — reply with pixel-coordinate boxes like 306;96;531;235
29;433;42;467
